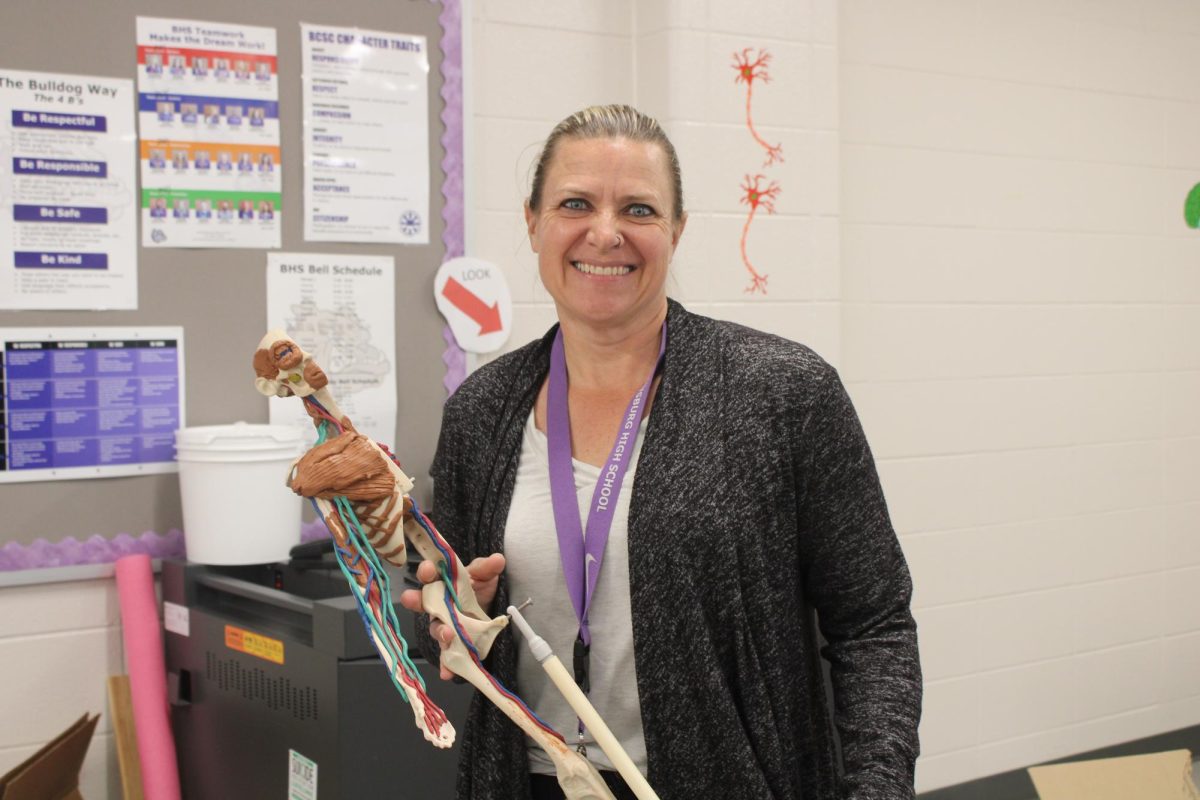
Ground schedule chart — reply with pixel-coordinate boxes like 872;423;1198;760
0;327;185;482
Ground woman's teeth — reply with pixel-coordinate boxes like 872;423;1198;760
572;261;632;276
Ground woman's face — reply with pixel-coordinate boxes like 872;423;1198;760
526;137;685;333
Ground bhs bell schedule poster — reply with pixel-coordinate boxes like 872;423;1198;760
0;327;185;483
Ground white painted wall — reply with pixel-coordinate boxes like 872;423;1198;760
468;0;639;358
470;0;841;366
840;0;1200;792
2;2;1197;797
632;0;841;361
0;576;123;798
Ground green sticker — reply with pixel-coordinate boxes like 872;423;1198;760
1185;183;1200;229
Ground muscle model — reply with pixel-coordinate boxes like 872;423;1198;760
252;330;617;800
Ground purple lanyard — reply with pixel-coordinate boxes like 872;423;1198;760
546;323;666;648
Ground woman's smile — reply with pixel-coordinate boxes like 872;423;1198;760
570;261;634;277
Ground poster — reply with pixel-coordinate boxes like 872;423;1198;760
0;327;184;483
265;253;396;448
0;70;137;310
301;24;430;244
137;17;281;249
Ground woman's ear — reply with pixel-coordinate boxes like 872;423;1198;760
671;211;688;249
524;201;539;253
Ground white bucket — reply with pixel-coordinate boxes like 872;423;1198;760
175;422;305;565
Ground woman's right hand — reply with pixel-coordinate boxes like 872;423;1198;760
399;553;506;680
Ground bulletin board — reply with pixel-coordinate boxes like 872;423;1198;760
0;0;464;566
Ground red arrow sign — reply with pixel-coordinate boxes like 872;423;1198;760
441;276;503;334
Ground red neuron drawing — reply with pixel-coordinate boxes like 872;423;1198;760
732;48;783;167
732;46;783;295
739;174;780;295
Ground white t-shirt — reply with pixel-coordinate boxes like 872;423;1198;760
504;411;648;776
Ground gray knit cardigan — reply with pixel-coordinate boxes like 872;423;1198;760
417;300;921;800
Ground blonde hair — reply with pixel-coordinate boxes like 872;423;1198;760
528;104;685;222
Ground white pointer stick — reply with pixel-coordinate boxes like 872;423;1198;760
507;605;661;800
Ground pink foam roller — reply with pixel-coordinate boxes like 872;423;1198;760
115;554;181;800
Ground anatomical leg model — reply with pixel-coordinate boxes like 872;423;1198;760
252;330;616;800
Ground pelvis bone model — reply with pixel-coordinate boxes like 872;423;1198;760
252;330;620;800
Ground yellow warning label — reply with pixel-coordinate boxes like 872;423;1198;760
224;624;285;665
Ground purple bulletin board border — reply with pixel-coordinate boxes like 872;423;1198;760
3;0;467;572
438;0;468;396
0;530;185;572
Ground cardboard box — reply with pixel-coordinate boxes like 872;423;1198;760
0;714;99;800
1028;749;1200;800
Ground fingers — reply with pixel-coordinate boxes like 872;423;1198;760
431;620;456;681
414;559;440;584
430;620;454;645
398;560;451;616
465;552;506;610
406;554;505;682
412;553;505;588
398;588;424;614
466;553;506;589
399;589;456;681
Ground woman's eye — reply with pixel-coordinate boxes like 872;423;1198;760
627;203;654;218
562;198;588;211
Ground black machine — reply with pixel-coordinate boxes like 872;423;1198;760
162;547;473;799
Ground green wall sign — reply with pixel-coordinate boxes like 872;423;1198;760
1186;183;1200;229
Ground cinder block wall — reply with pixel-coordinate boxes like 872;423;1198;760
0;577;123;798
471;0;842;367
839;0;1200;791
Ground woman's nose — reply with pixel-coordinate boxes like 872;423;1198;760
586;212;623;249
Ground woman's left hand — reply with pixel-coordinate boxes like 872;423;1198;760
400;553;507;680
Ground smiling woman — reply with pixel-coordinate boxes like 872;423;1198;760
525;135;685;344
407;105;922;800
